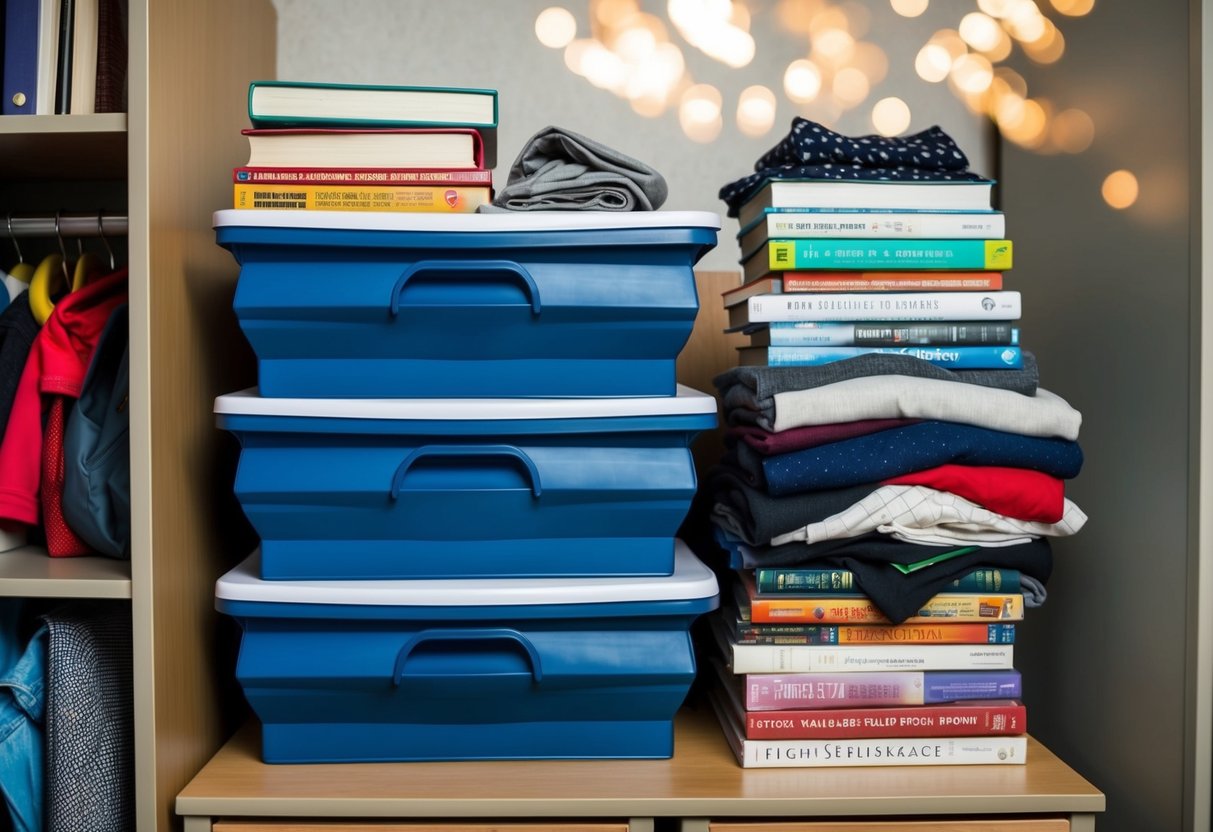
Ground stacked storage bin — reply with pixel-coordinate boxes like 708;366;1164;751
211;208;724;762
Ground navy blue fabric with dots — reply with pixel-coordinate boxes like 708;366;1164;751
718;118;992;217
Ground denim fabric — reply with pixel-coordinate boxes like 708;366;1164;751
0;606;45;832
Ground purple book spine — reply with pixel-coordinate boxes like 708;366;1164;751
923;670;1022;703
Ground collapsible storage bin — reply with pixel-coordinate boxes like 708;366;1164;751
215;386;717;580
212;209;720;398
216;539;719;763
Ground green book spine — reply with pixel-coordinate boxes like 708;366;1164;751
768;238;1013;270
755;567;1021;595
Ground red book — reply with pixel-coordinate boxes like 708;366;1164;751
724;273;1003;304
744;700;1027;739
241;127;485;170
233;166;493;186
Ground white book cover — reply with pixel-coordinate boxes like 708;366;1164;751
746;290;1021;323
727;641;1015;675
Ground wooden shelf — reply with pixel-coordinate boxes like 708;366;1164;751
0;545;132;598
0;113;127;179
176;703;1104;824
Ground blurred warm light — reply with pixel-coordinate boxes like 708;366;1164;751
563;38;595;74
813;28;856;61
994;66;1028;97
851;42;889;84
730;2;751;28
784;59;823;102
630;93;668;117
680;83;723;123
776;0;825;33
981;28;1013;62
536;7;578;48
891;0;929;17
613;26;657;61
951;53;994;93
737;85;778;136
1001;98;1048;147
681;113;723;142
915;43;952;82
994;92;1026;128
1050;0;1095;15
930;29;970;60
977;0;1018;16
958;12;1001;51
1005;2;1047;42
842;2;872;37
809;7;851;33
872;97;911;135
832;66;870;105
1102;170;1139;209
668;0;756;68
593;0;639;27
1023;20;1066;63
581;42;627;89
1052;108;1095;153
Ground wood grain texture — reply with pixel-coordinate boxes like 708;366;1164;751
176;706;1103;821
707;819;1070;831
128;1;276;830
215;825;629;832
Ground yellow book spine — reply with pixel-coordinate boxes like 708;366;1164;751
233;183;491;212
751;594;1025;625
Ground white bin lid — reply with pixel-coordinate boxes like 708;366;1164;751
214;384;717;420
216;538;719;606
213;208;721;233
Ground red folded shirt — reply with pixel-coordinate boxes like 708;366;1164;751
883;463;1065;523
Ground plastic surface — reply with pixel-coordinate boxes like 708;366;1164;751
217;391;716;580
214;211;720;398
217;540;720;762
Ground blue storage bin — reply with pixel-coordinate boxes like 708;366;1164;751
216;540;719;763
213;209;720;398
215;386;717;580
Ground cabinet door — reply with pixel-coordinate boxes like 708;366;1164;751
707;820;1071;832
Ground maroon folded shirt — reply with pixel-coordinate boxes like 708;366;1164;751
729;418;920;456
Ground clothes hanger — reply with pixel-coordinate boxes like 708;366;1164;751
96;212;116;272
71;223;103;289
5;214;33;284
28;212;71;325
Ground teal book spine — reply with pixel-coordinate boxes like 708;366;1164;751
768;238;1013;271
755;567;1022;595
753;345;1023;370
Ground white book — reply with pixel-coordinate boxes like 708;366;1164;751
727;641;1015;675
737;179;996;228
709;690;1028;768
69;0;99;114
738;210;1007;259
746;290;1021;323
34;0;59;114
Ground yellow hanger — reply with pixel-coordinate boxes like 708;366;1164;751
29;253;65;325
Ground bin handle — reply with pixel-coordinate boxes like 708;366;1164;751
389;259;542;316
389;444;543;500
392;628;544;686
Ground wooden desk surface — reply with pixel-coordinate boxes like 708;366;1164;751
176;702;1105;820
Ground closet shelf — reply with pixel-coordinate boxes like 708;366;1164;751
0;114;127;180
0;545;131;598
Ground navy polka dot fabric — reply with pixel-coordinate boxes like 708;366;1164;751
719;118;991;217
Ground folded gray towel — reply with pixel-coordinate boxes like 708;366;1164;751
483;125;668;212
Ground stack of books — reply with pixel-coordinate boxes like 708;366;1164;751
726;178;1020;370
704;140;1089;769
706;566;1029;768
231;80;497;213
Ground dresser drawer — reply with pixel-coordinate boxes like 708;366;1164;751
214;823;632;832
706;819;1070;832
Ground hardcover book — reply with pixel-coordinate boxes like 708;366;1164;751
233;166;494;186
232;183;491;213
4;0;39;114
739;290;1021;325
710;658;1027;740
745;239;1012;280
737;344;1023;370
713;618;1016;675
748;321;1019;348
737;179;997;228
247;80;499;166
738;208;1007;258
726;616;1018;646
241;127;485;170
743;668;1024;711
712;693;1028;767
755;567;1020;595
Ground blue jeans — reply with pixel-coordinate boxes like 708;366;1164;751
0;599;45;832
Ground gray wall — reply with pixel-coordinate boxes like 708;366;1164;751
271;2;1202;829
271;0;990;271
1000;2;1197;831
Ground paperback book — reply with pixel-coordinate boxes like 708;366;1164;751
738;290;1021;325
710;659;1027;740
724;614;1018;646
722;273;1005;302
742;669;1024;710
746;320;1018;348
233;166;494;186
712;618;1015;674
711;690;1027;767
744;238;1012;281
736;179;996;228
738;208;1007;257
241;127;485;170
754;567;1020;595
737;344;1023;370
232;183;491;213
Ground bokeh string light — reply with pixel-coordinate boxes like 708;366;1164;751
535;0;1101;167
